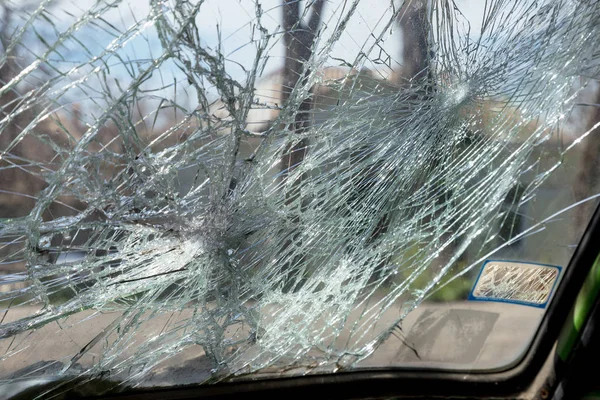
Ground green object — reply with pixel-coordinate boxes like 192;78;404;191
557;254;600;361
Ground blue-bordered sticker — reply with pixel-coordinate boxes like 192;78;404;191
468;260;562;308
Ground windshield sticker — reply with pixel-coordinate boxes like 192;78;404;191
468;261;561;308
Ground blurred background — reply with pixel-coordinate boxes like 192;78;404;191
1;0;598;301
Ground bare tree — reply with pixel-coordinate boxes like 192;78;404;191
398;0;430;81
394;0;460;276
0;1;45;219
0;2;87;277
280;0;324;203
278;0;324;292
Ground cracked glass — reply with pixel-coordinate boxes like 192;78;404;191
0;0;599;397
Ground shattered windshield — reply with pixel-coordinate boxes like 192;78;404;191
1;0;600;396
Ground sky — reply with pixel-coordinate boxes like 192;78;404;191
28;0;487;111
51;0;407;79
